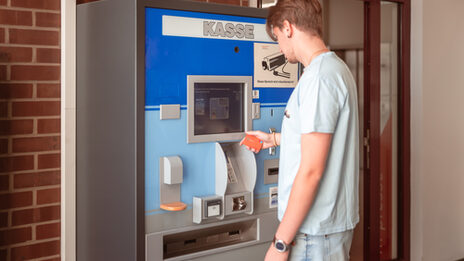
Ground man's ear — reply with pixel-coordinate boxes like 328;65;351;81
282;20;294;38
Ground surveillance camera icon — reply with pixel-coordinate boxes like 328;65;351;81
262;52;290;79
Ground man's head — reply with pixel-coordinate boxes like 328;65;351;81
266;0;323;41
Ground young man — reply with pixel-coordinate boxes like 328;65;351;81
242;0;359;260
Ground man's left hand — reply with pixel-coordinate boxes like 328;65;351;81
264;244;289;261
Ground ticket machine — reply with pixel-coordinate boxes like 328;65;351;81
77;0;298;260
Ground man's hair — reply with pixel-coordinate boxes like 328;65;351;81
266;0;323;41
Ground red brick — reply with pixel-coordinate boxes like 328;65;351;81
0;65;6;81
0;191;33;210
12;136;60;153
11;240;60;261
0;139;7;154
11;65;60;81
14;170;60;189
12;208;32;225
11;0;60;10
208;0;241;5
0;28;4;43
38;119;60;134
37;84;60;98
36;222;60;240
0;212;7;228
38;153;60;169
9;29;59;46
37;48;60;63
0;227;32;246
0;9;33;26
0;102;7;117
0;0;6;5
0;83;33;99
0;155;34;173
37;188;60;205
0;120;34;135
0;174;8;191
0;249;5;261
242;0;249;7
12;205;60;226
36;12;60;28
12;101;60;117
0;47;33;63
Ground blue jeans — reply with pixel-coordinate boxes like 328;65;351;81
289;230;354;261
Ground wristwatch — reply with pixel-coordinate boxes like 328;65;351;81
273;236;291;253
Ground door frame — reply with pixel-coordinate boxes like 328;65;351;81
363;0;411;260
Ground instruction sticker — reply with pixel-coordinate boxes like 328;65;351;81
269;186;278;208
254;43;298;88
226;155;238;183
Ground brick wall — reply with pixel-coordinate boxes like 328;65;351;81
0;0;61;260
1;0;253;260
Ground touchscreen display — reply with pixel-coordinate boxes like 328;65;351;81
194;83;244;135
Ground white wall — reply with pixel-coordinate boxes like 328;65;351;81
61;0;76;260
411;0;464;260
325;0;363;49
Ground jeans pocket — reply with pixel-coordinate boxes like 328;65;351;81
289;234;308;261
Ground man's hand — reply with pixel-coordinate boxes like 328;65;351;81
240;130;276;152
264;243;289;261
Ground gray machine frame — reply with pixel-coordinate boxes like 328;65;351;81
77;0;267;260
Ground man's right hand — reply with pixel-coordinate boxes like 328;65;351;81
240;130;276;152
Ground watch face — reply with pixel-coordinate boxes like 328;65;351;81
275;241;286;252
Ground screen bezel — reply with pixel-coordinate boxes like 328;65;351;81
187;75;253;143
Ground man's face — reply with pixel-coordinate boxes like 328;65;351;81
272;26;298;64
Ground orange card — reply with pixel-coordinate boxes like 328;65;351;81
241;134;263;152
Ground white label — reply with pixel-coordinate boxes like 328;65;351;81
252;90;260;99
269;186;278;208
162;15;273;42
207;204;221;217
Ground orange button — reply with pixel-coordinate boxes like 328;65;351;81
160;201;187;211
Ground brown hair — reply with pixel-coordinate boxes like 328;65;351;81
266;0;323;41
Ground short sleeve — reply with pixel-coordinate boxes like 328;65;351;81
299;77;341;134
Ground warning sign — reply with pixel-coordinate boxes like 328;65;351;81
254;43;298;88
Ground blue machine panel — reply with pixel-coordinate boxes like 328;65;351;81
145;8;293;214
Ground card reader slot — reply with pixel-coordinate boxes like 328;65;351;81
268;167;279;176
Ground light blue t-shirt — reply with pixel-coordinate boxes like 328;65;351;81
278;52;359;235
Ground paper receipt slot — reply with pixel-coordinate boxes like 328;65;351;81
193;142;256;223
215;142;256;215
193;142;257;224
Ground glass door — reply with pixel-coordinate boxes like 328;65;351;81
365;0;411;260
380;2;399;259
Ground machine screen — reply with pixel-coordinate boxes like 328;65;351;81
193;83;244;135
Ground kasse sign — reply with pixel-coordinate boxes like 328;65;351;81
203;21;254;39
162;15;273;42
